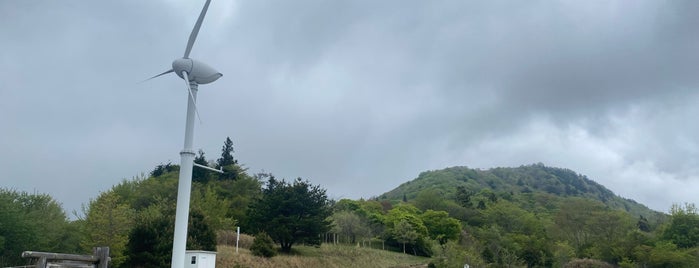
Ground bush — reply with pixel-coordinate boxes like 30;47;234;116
250;232;276;258
217;230;236;246
238;233;255;249
564;258;614;268
216;230;255;249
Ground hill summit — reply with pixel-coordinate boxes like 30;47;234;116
379;163;660;219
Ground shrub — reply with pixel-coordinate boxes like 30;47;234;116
564;258;614;268
250;232;276;258
238;233;255;249
217;230;255;249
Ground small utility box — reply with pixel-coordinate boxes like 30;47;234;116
185;250;216;268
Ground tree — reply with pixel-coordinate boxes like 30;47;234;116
331;210;370;244
217;174;262;228
455;186;473;208
413;189;446;212
217;137;237;168
216;137;239;180
662;203;699;248
124;207;171;268
645;241;695;268
246;178;332;253
150;162;178;177
384;204;430;256
421;210;461;245
588;209;633;262
0;189;71;266
124;206;215;268
554;198;604;256
637;215;651;232
82;191;134;267
191;185;235;231
393;219;419;254
193;149;210;183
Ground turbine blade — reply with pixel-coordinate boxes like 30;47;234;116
182;71;202;124
184;0;212;58
140;69;174;83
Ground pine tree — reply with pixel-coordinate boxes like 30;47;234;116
216;137;237;168
216;137;239;180
246;178;332;253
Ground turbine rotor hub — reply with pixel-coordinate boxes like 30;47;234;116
172;58;222;85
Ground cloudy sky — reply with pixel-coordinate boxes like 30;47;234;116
1;0;697;216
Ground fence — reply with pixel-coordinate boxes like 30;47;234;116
18;247;110;268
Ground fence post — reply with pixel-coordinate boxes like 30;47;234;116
34;256;47;268
94;247;110;268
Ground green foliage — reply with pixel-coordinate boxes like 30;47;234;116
217;137;237;168
553;241;576;267
637;215;651;232
455;186;473;208
123;207;171;268
564;258;614;268
413;189;446;212
662;203;699;248
374;164;699;266
191;185;235;231
150;162;178;177
645;241;696;268
193;149;211;183
216;137;239;181
552;198;635;262
82;191;134;267
380;204;434;256
393;219;420;254
332;199;387;241
13;156;699;268
123;206;215;268
0;189;73;266
431;240;485;268
331;210;371;244
382;164;661;221
250;232;277;258
246;177;333;253
81;143;260;266
187;209;217;251
420;210;460;244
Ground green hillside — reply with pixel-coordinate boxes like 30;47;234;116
6;156;699;268
379;163;663;221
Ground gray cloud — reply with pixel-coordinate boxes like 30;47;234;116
1;0;697;214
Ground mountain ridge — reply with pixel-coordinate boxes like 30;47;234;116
378;163;662;220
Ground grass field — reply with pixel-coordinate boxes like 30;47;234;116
215;244;429;268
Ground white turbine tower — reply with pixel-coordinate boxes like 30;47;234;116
145;0;221;267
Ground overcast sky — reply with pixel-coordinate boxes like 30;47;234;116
1;0;697;216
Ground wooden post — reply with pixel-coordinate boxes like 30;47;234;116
35;256;47;268
94;247;110;268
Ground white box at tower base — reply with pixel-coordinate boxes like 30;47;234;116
185;250;216;268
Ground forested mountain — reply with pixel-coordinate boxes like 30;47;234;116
359;163;699;267
380;163;662;221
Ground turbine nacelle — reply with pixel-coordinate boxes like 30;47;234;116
173;58;222;85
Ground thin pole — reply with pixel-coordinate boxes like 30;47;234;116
171;80;198;268
236;227;240;253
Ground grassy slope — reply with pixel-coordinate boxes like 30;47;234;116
216;245;429;268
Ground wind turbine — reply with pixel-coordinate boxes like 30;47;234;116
145;0;221;267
